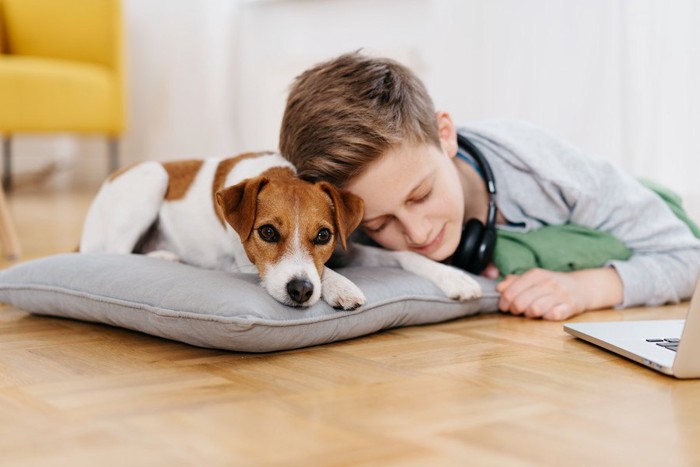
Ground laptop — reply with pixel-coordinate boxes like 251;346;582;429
564;282;700;378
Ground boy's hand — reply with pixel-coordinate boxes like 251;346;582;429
496;267;623;321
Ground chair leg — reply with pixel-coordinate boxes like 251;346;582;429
0;184;21;260
108;138;119;174
2;136;11;192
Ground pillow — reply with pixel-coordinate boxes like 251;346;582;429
0;253;499;352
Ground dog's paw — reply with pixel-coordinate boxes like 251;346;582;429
433;266;482;301
146;250;181;263
322;269;366;311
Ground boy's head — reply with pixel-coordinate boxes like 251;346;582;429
280;52;468;262
280;52;442;188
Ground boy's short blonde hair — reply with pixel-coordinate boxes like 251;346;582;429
279;52;440;188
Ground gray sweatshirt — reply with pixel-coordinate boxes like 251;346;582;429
459;120;700;308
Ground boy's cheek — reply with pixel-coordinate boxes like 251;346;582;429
369;231;404;251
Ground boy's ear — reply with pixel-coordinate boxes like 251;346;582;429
436;111;458;157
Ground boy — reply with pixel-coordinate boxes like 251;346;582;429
279;52;700;320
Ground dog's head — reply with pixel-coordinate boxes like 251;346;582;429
216;171;364;307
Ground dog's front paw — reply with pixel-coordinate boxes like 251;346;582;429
433;266;482;301
322;268;366;311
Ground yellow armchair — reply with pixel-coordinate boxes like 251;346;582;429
0;0;125;190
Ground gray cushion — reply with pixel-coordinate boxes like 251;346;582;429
0;253;499;352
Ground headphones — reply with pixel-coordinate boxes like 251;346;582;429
451;133;497;275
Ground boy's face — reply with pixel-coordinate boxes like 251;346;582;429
346;141;466;262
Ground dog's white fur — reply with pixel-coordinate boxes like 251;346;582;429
80;153;481;310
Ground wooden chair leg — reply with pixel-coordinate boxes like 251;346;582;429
2;136;11;192
108;138;119;174
0;185;21;260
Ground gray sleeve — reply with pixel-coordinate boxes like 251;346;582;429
565;156;700;307
461;120;700;307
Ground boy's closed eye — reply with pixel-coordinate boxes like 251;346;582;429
410;187;432;205
362;182;434;234
363;217;390;234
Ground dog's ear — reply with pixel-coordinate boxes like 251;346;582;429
317;181;364;250
216;176;268;241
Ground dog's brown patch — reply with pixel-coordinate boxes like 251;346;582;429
161;160;204;201
212;152;276;225
260;166;296;180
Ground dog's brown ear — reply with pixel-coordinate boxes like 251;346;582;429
317;181;364;250
216;176;268;241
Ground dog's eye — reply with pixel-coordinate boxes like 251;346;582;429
314;228;332;245
258;225;280;243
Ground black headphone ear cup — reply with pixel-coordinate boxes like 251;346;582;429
453;218;484;273
473;226;496;274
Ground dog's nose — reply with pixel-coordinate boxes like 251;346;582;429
287;278;314;304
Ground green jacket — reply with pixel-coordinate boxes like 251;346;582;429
493;179;700;277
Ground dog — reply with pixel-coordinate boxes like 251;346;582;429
80;152;481;310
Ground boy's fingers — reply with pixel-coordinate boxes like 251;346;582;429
523;295;559;319
496;276;517;311
497;273;539;303
497;275;537;313
542;303;574;321
495;274;517;291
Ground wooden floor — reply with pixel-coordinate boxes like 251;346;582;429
1;185;699;466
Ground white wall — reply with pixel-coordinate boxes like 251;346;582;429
9;0;700;218
230;0;436;153
428;0;700;198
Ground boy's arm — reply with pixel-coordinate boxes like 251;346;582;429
567;168;700;308
495;266;623;320
463;121;700;312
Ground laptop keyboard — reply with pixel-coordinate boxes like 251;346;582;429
645;338;680;352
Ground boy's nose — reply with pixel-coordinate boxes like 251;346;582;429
399;213;431;247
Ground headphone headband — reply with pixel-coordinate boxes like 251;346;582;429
456;133;497;226
456;133;496;196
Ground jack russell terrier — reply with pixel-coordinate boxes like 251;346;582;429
80;152;481;310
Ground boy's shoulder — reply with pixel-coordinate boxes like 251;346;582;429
458;118;601;167
457;118;622;192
